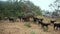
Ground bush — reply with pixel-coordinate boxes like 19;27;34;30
43;26;48;32
24;23;31;28
30;31;35;34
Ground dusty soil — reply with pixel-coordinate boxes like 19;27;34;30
0;21;60;34
0;16;60;34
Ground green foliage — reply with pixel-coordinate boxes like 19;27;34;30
43;26;48;32
0;0;42;18
30;31;35;34
24;23;31;28
49;0;60;17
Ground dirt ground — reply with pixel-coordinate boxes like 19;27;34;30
0;16;60;34
0;20;60;34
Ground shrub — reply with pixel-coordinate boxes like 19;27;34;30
30;31;35;34
24;23;31;28
43;26;48;32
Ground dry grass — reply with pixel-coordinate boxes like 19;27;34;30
0;21;60;34
0;16;60;34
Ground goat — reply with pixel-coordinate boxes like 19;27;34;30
18;16;22;21
22;17;28;22
21;17;29;22
50;20;56;24
38;18;43;24
18;16;30;22
50;20;60;30
33;17;38;22
54;23;60;30
38;19;50;28
8;17;15;22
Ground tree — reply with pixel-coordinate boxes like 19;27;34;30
24;0;42;16
0;0;42;18
49;0;60;17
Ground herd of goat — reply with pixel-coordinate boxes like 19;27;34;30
0;16;60;30
33;17;60;30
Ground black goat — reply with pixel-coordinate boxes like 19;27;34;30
33;17;44;24
18;16;29;22
38;19;50;28
50;20;60;30
18;16;22;21
54;23;60;30
38;19;43;24
50;20;56;24
33;17;39;22
8;17;15;22
22;17;28;22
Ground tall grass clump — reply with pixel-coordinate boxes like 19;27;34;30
43;26;48;32
24;23;31;28
30;31;35;34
